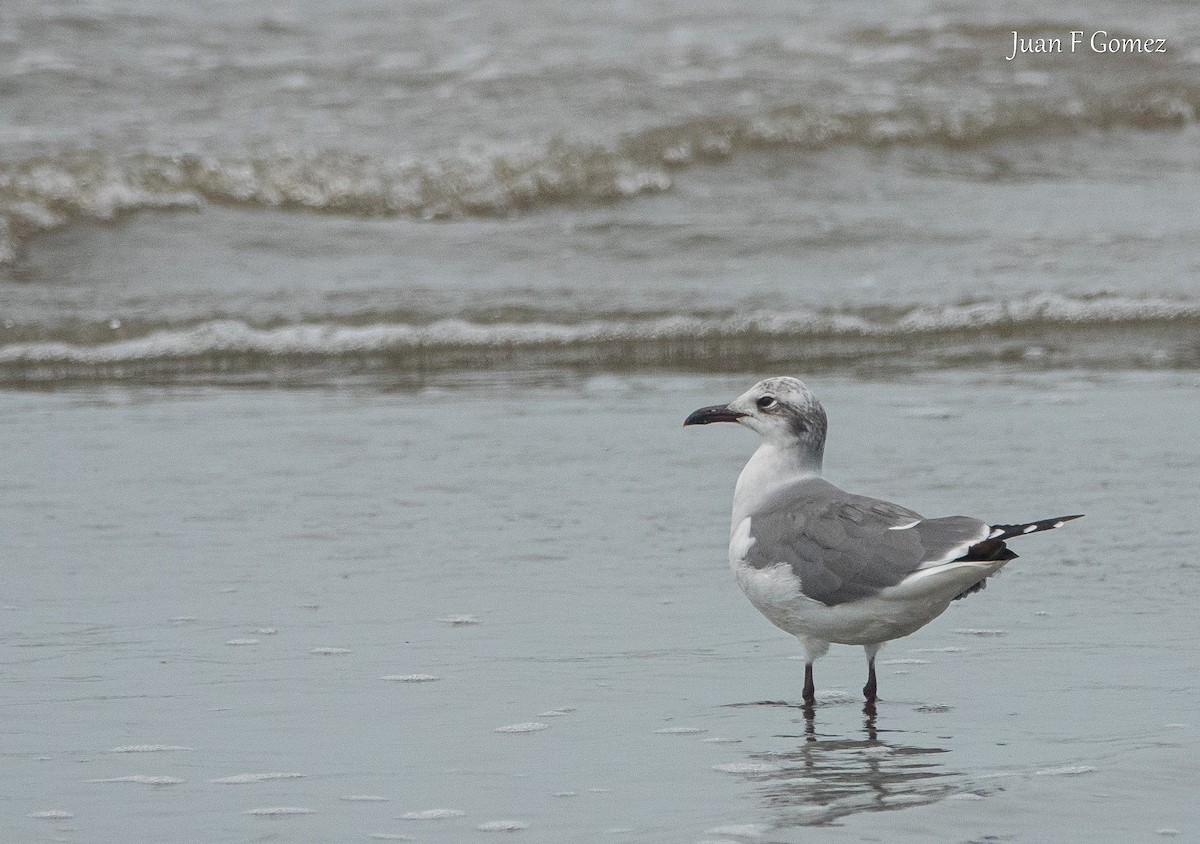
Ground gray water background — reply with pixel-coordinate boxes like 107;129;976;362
4;373;1198;841
3;0;1200;840
4;0;1200;380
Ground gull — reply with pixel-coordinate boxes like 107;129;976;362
684;377;1081;704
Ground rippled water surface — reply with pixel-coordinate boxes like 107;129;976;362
4;0;1200;383
4;0;1199;839
3;374;1198;841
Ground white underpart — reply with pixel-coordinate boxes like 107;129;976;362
734;561;973;647
888;519;921;531
729;509;997;649
734;562;803;607
733;554;1008;648
987;527;1004;539
730;517;756;561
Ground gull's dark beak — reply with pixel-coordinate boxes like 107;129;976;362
684;404;746;426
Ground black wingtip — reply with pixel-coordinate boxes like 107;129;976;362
985;513;1084;543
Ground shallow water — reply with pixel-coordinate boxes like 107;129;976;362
3;0;1199;839
3;372;1197;842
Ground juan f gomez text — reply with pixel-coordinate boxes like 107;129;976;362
1007;30;1167;61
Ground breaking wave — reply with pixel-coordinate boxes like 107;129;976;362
0;143;672;264
3;295;1196;386
2;77;1198;264
623;84;1197;164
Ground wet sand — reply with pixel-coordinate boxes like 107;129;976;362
2;372;1197;842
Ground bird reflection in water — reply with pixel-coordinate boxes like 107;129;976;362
726;701;964;828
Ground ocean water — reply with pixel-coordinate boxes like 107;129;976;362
2;0;1199;841
3;0;1200;383
4;374;1199;843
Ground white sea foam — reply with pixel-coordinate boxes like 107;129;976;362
653;727;707;734
711;762;783;774
1035;765;1097;776
3;296;1196;371
953;629;1007;637
494;722;549;733
478;819;530;831
87;775;183;785
0;145;669;264
210;772;305;784
400;808;466;820
244;806;315;816
107;745;192;753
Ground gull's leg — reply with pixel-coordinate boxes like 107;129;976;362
800;637;829;704
863;643;882;701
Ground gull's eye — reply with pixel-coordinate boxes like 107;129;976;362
756;395;777;410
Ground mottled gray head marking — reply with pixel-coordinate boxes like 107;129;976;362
685;376;828;468
736;376;827;447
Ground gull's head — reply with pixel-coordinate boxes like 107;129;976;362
684;376;827;457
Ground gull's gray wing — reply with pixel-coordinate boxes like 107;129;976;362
741;478;990;606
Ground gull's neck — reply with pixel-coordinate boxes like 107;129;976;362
731;439;822;526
